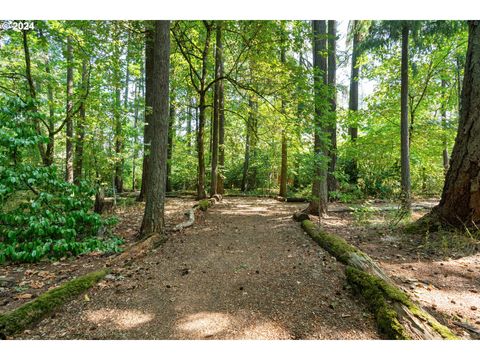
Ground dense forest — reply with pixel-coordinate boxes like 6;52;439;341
1;20;479;340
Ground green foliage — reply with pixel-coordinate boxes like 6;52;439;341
0;97;123;263
0;169;123;263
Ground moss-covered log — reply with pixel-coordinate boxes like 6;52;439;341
0;269;108;337
301;219;458;340
302;219;390;282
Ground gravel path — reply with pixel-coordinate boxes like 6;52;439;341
16;197;380;339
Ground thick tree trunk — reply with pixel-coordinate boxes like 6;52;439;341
327;20;338;194
137;24;155;202
74;58;88;184
140;20;170;237
347;20;360;184
431;21;480;228
400;24;411;211
65;36;74;184
305;20;328;216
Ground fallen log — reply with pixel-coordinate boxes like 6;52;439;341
301;219;458;340
276;196;309;203
0;269;108;338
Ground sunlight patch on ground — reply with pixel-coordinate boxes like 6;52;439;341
412;287;480;314
175;312;232;338
233;320;291;339
85;308;154;330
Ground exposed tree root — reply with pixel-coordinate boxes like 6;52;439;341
174;196;221;231
173;209;195;231
300;219;458;340
0;269;108;338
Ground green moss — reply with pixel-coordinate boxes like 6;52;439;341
346;266;410;340
197;199;211;211
0;269;108;337
301;219;458;340
408;304;458;340
301;220;360;263
346;267;458;340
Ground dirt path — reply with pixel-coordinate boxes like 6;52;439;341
15;197;379;339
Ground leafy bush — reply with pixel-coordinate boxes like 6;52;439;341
0;95;123;263
0;166;123;263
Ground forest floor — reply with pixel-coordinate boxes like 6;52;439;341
5;197;379;339
2;196;479;339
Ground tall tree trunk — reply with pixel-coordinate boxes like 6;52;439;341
137;23;155;202
347;20;360;184
305;20;328;216
327;20;338;195
65;36;74;183
140;20;170;237
187;99;193;152
74;58;89;184
441;79;449;174
132;61;144;191
210;21;223;197
279;130;288;197
197;91;207;199
241;112;251;192
279;25;288;198
241;97;258;192
22;30;48;166
217;59;225;194
40;28;55;167
114;27;124;194
400;24;411;211
166;97;175;192
429;21;480;228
